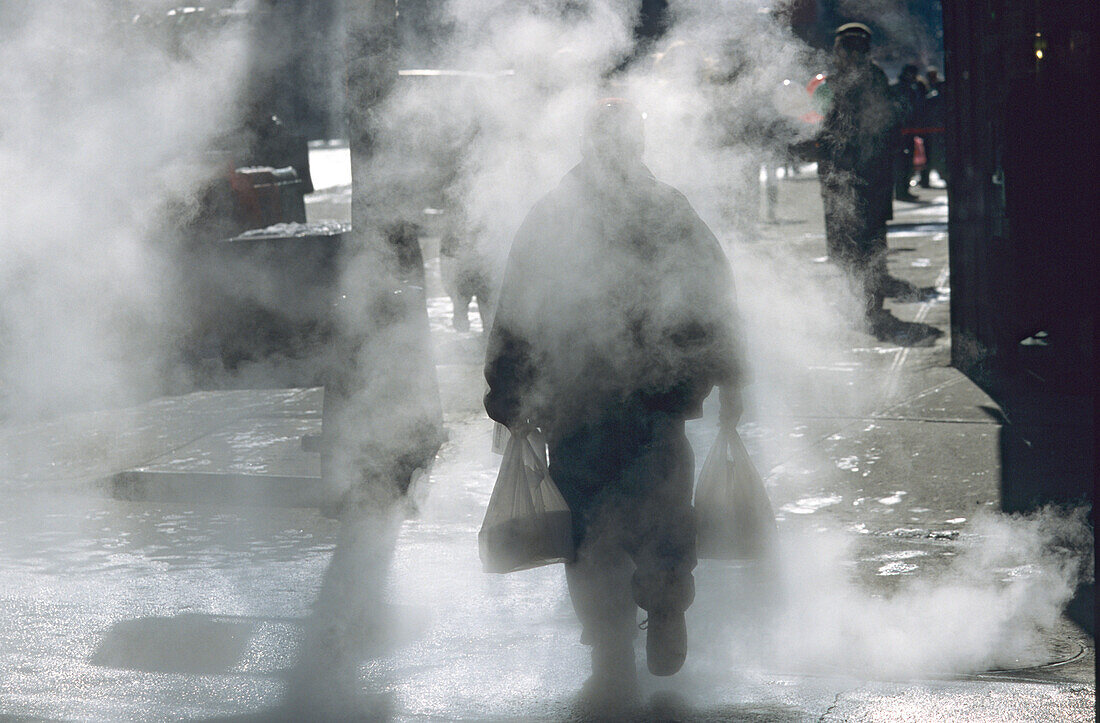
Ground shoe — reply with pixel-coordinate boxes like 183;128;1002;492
578;641;639;714
643;611;687;676
894;285;941;303
868;311;943;346
864;308;898;338
577;676;639;718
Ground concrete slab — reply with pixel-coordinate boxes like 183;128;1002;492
0;389;320;489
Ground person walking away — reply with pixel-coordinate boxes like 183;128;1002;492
817;23;897;333
484;99;748;703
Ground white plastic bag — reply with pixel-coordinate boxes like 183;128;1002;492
479;431;574;573
694;427;778;560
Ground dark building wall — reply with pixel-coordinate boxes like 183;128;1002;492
942;0;1096;433
942;0;1096;632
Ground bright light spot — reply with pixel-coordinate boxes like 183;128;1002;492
783;78;791;86
878;561;919;576
780;495;843;515
1036;49;1044;59
878;491;908;505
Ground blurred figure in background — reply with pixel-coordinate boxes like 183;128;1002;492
705;46;790;228
439;206;495;333
920;66;947;188
891;63;927;201
816;23;896;333
484;99;747;707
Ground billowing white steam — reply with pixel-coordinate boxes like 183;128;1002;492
0;1;1089;709
690;506;1092;680
0;4;250;419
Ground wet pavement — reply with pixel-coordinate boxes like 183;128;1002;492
0;174;1093;721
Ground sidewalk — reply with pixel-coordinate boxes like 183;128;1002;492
0;173;1093;721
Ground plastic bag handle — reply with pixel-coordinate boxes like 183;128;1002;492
515;432;549;486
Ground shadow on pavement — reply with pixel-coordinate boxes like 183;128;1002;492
90;614;255;675
569;690;806;722
887;221;949;232
869;311;944;347
882;275;942;303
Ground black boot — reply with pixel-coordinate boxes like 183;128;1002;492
643;611;687;676
579;638;639;713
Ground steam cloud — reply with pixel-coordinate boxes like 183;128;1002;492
0;3;251;420
348;0;1091;690
689;506;1093;681
0;0;1089;710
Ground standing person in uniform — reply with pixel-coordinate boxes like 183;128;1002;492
817;23;897;334
484;99;747;703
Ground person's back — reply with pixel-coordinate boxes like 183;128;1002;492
488;161;738;434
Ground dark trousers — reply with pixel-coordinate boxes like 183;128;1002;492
920;135;947;187
894;143;915;197
548;414;697;648
440;253;494;329
821;177;889;315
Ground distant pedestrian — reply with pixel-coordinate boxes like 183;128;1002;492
919;66;947;188
439;209;495;333
484;99;747;705
891;63;926;201
707;47;795;228
816;23;896;333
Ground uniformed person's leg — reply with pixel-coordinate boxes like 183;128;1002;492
861;232;889;316
764;159;779;223
822;174;858;265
